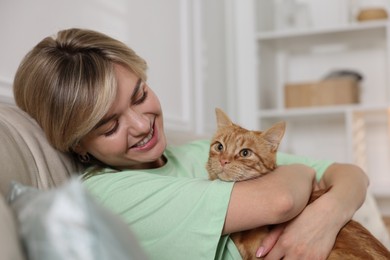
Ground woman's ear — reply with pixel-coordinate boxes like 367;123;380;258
73;143;87;156
73;143;91;163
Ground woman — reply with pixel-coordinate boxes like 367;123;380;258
13;28;368;259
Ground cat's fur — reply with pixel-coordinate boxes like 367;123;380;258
206;108;390;260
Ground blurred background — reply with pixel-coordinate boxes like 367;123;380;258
1;0;390;220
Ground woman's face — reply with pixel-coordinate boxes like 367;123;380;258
77;64;167;169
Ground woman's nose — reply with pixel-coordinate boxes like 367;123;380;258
125;109;150;136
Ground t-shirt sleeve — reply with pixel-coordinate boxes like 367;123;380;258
277;152;334;181
83;171;234;260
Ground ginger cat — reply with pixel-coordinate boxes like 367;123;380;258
206;108;390;260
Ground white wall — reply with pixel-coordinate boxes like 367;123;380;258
0;0;132;97
0;0;225;134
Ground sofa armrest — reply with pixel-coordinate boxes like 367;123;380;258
0;103;84;196
0;193;25;260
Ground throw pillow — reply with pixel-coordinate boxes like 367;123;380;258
7;178;147;260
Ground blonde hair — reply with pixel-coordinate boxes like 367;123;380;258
13;28;148;152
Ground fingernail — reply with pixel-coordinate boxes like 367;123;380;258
256;246;265;258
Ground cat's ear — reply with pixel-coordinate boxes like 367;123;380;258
263;121;286;151
215;108;233;128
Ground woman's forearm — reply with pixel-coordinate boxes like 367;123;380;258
318;163;369;225
223;164;316;234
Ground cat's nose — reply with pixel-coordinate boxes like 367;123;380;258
220;159;230;166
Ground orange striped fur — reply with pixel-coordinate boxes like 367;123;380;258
207;108;390;260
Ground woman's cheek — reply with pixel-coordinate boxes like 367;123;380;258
96;134;127;155
111;133;129;153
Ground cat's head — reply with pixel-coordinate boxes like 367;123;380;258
206;108;286;181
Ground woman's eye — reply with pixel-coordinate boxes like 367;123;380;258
133;85;148;105
239;149;252;157
104;120;119;136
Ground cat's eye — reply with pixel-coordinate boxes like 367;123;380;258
214;142;224;152
239;149;252;157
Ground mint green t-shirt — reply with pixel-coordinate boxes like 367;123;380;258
83;140;333;260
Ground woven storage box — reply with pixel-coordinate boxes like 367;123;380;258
284;78;359;108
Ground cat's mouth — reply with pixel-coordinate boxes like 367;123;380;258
217;171;263;182
216;172;235;182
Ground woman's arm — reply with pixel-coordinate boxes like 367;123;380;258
222;164;316;235
318;163;369;225
262;163;369;259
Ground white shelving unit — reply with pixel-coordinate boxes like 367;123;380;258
231;0;390;198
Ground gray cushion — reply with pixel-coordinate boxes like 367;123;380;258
8;179;147;260
0;103;84;196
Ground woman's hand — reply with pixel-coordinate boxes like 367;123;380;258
255;224;285;258
257;163;369;259
262;194;340;259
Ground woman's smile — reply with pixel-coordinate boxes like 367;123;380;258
130;118;159;152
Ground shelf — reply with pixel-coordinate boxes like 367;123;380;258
258;104;390;119
249;1;390;200
256;20;388;41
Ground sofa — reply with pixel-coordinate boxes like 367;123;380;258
0;101;149;259
0;101;389;259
